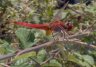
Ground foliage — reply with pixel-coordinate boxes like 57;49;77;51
0;0;96;67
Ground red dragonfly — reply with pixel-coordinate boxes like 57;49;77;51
15;2;73;35
15;20;73;35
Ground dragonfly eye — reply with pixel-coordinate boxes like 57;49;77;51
64;22;73;31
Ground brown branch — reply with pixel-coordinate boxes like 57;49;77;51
68;6;85;16
0;40;55;60
59;38;96;49
16;40;55;56
68;31;91;39
0;63;10;67
0;53;15;60
0;31;95;60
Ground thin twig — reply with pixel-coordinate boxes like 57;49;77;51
59;38;96;49
0;63;10;67
68;6;86;16
41;50;60;65
84;21;96;31
67;31;91;39
52;1;69;21
41;56;53;65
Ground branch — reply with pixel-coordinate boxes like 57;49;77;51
59;38;96;49
68;31;91;39
16;40;55;56
0;31;95;60
0;40;55;60
0;53;15;60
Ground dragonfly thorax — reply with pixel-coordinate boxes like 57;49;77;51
50;21;73;32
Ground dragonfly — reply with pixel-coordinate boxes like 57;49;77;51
15;20;73;35
14;1;73;36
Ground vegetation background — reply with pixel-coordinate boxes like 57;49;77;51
0;0;96;67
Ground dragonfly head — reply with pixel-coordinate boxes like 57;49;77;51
50;21;73;32
64;22;73;31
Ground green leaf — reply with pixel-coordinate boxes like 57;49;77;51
82;55;94;66
68;53;92;67
32;15;40;23
12;59;33;67
82;36;94;44
13;51;36;61
93;31;96;35
77;60;91;67
0;40;13;53
91;51;96;57
68;54;79;63
37;49;46;62
49;59;62;67
42;59;62;67
0;46;6;54
47;6;53;17
15;28;35;48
